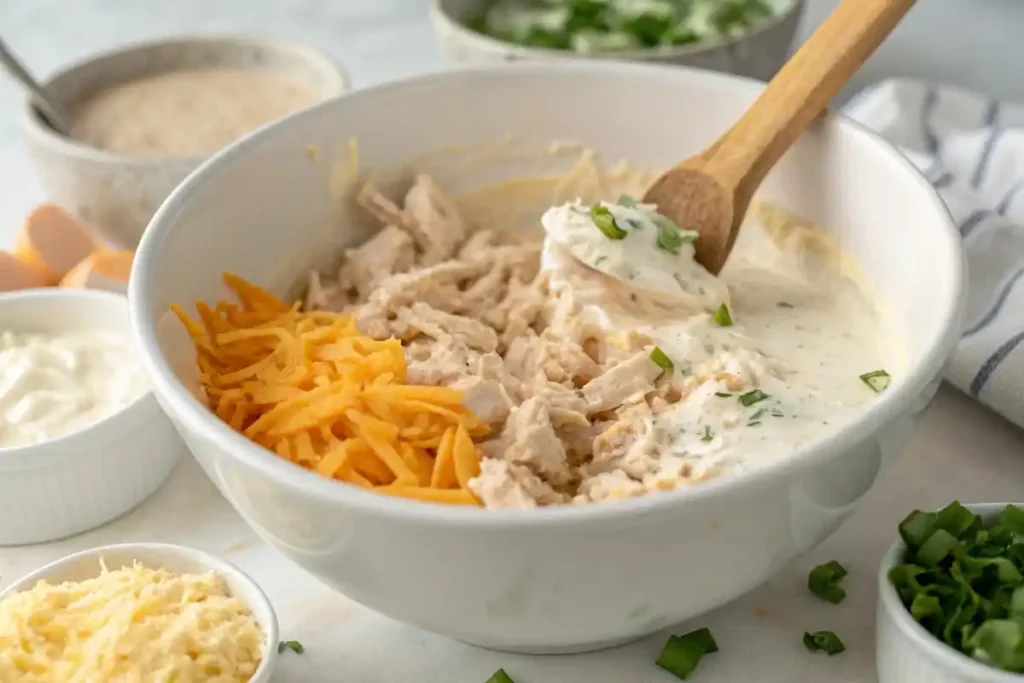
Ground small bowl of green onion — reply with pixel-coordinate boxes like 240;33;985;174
429;0;806;82
878;502;1024;683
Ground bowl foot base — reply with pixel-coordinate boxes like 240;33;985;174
458;632;646;655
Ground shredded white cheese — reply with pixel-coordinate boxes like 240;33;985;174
0;562;264;682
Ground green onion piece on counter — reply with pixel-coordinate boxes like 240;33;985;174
808;560;848;604
278;639;304;654
656;627;718;679
803;630;845;655
591;205;628;239
738;389;768;407
701;425;714;442
714;392;732;398
485;669;515;683
712;303;733;327
859;369;891;393
617;194;639;207
680;627;719;654
650;346;674;371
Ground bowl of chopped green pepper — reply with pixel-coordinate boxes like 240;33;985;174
878;502;1024;683
430;0;805;82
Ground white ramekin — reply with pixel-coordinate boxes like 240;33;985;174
877;502;1024;683
0;289;185;545
0;542;279;682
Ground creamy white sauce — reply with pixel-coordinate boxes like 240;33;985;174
542;199;893;486
541;198;728;312
0;330;147;448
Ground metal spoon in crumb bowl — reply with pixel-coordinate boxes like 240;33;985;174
129;61;965;653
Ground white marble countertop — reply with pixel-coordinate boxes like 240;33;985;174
1;1;1023;681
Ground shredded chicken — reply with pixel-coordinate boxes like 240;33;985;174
305;175;689;509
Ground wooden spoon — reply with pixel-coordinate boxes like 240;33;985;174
643;0;917;275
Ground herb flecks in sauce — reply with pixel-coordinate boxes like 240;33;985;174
712;303;733;327
650;346;674;372
859;369;891;393
739;389;769;407
590;204;628;240
536;195;893;497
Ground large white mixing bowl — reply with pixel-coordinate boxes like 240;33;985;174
129;63;965;654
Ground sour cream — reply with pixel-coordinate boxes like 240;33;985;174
0;330;147;448
541;198;729;312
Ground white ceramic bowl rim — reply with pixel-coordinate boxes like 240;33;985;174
22;33;351;167
130;60;966;529
0;288;155;470
0;542;279;678
429;0;804;60
878;502;1024;681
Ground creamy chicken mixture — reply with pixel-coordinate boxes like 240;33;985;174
303;167;894;508
70;67;318;158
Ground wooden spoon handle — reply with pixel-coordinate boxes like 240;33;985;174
703;0;916;202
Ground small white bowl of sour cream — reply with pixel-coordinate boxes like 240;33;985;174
0;543;279;682
0;288;185;545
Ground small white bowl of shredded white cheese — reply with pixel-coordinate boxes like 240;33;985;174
0;542;279;682
0;289;185;544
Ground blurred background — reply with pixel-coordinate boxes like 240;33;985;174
1;0;1021;231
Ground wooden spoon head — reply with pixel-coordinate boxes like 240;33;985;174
643;165;736;275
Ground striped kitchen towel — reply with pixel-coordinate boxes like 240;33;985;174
843;79;1024;427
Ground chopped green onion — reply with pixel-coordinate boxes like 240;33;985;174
714;392;732;398
485;669;515;683
915;528;960;567
590;205;627;239
738;389;768;407
859;369;891;393
934;501;977;537
890;502;1024;673
808;560;848;604
650;346;674;372
278;639;304;654
701;425;714;442
776;301;794;308
468;0;780;56
968;620;1024;672
910;593;943;620
617;194;639;207
898;509;938;548
655;217;697;255
803;631;845;655
680;627;719;654
712;303;733;327
656;627;718;680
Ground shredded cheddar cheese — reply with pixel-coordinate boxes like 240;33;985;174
0;563;263;682
174;273;488;505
